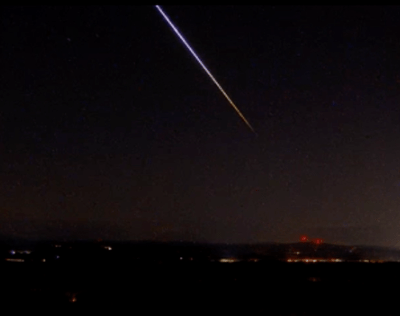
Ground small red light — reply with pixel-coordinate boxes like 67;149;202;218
314;238;323;245
300;235;308;242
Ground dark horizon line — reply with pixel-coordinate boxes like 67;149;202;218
1;237;398;251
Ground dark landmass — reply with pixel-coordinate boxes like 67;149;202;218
1;239;399;314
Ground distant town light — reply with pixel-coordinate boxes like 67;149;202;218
69;293;77;303
6;258;24;262
219;258;237;263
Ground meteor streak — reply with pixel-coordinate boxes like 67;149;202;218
155;5;256;134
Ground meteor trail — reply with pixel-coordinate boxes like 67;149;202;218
155;5;256;134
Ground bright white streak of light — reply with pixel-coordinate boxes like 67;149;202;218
155;5;256;134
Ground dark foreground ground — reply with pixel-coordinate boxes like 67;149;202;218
1;261;399;314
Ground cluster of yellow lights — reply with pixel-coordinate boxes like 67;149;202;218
219;258;238;263
218;258;260;263
286;258;385;263
5;258;24;262
287;258;342;263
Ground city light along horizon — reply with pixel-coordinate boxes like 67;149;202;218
155;5;256;134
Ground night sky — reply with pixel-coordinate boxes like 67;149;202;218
1;6;400;246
